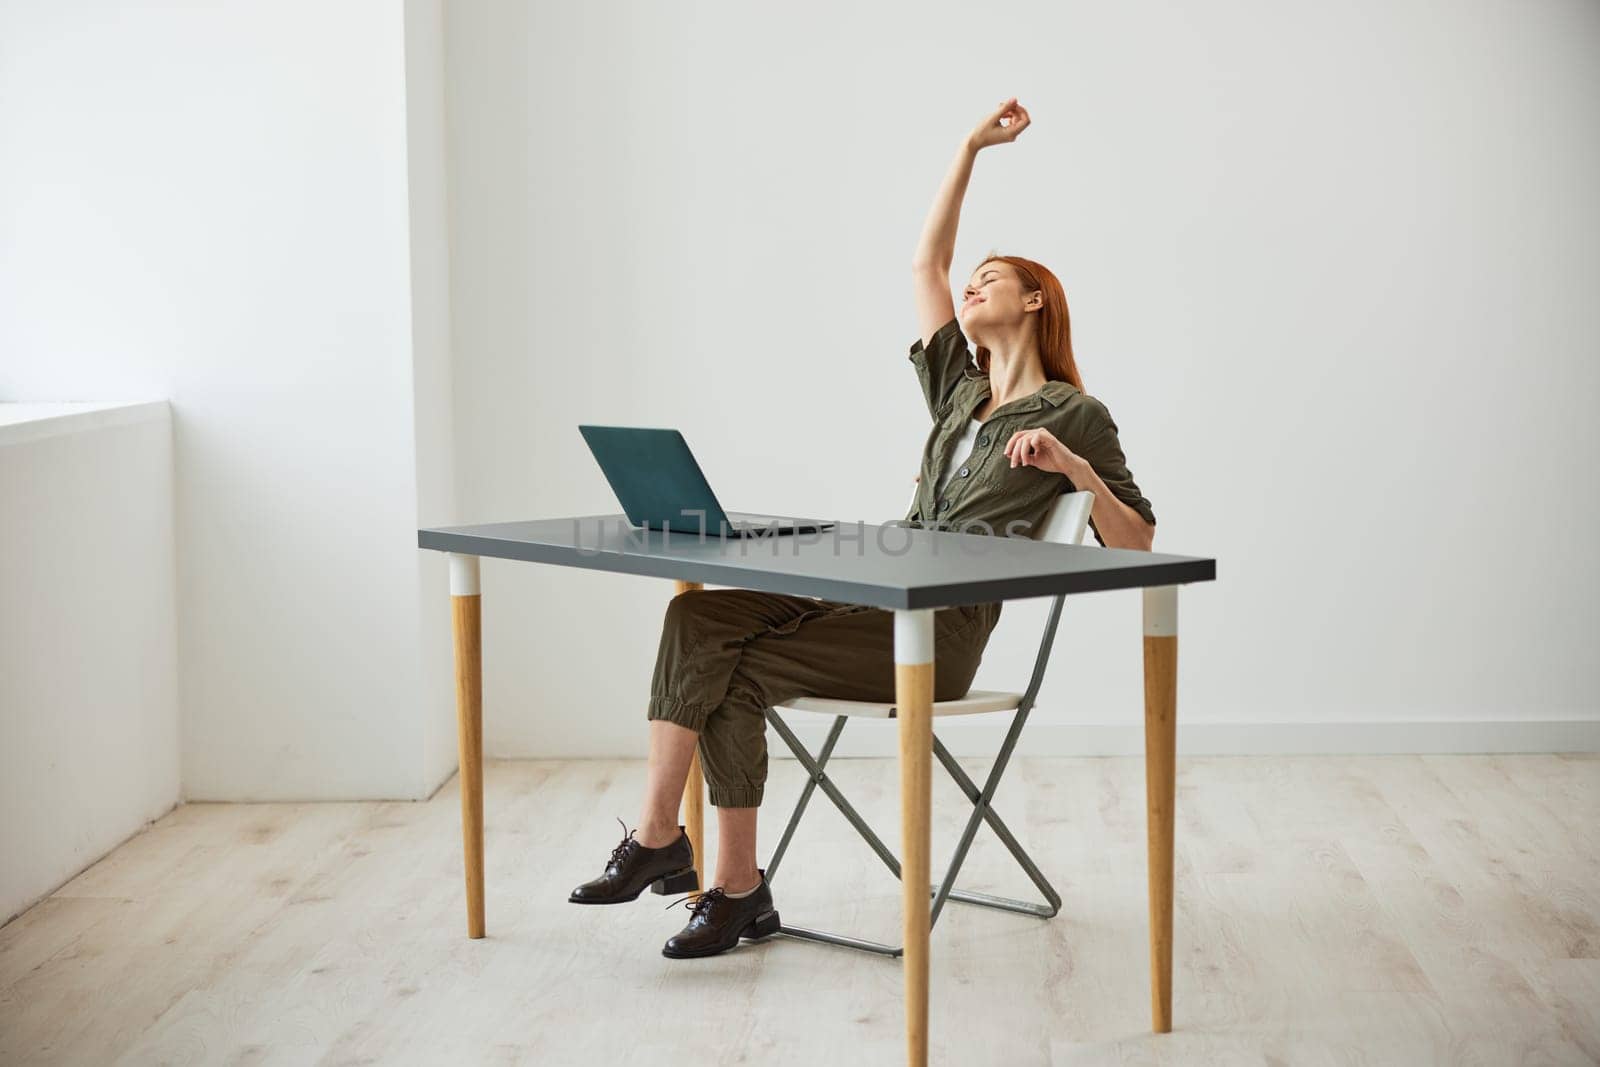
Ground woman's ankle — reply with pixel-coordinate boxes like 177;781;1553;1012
635;821;681;849
712;869;761;895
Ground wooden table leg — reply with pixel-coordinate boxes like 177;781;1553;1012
683;749;706;890
894;608;934;1067
450;553;485;939
674;580;706;891
1143;585;1178;1031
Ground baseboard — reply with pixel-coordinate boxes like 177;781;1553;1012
770;718;1600;758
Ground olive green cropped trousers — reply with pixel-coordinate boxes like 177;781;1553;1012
647;588;1002;808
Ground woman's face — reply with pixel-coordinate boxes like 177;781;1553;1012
960;261;1033;331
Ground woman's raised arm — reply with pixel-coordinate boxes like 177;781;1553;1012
910;98;1031;348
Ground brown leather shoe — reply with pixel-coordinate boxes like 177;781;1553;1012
661;870;781;959
569;819;699;905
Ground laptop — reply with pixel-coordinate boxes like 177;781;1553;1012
578;425;836;539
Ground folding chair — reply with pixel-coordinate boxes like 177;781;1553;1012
763;487;1096;957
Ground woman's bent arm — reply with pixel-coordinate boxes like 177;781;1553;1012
1078;469;1157;551
912;100;1030;347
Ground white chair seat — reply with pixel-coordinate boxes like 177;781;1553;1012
776;688;1024;720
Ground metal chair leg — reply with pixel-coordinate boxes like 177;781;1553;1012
766;714;846;881
773;924;904;958
766;709;903;880
929;712;1062;926
763;707;1060;958
930;739;1060;916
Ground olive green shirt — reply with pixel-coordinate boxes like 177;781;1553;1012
905;315;1157;547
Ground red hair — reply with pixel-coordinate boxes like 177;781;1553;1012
970;254;1084;392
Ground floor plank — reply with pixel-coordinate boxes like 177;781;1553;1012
1;755;1595;1065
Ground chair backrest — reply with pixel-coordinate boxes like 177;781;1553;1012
1016;491;1096;710
901;482;1098;713
902;483;1096;548
1031;489;1095;546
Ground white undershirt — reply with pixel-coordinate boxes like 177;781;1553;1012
934;418;984;499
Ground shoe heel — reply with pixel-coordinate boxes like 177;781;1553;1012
742;910;781;940
649;867;700;895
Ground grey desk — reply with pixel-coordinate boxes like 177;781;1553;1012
417;513;1216;1065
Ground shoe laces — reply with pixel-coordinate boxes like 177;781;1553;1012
665;886;725;919
606;816;641;870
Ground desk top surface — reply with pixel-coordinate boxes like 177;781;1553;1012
418;513;1215;610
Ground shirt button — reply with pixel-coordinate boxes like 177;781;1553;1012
958;466;970;477
938;499;950;511
977;435;989;447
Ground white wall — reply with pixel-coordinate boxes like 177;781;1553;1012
0;404;181;923
2;0;1594;835
0;1;459;799
442;0;1600;757
403;0;463;794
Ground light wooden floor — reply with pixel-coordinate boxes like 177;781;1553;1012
2;755;1597;1066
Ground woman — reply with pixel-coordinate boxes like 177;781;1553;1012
569;98;1158;959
